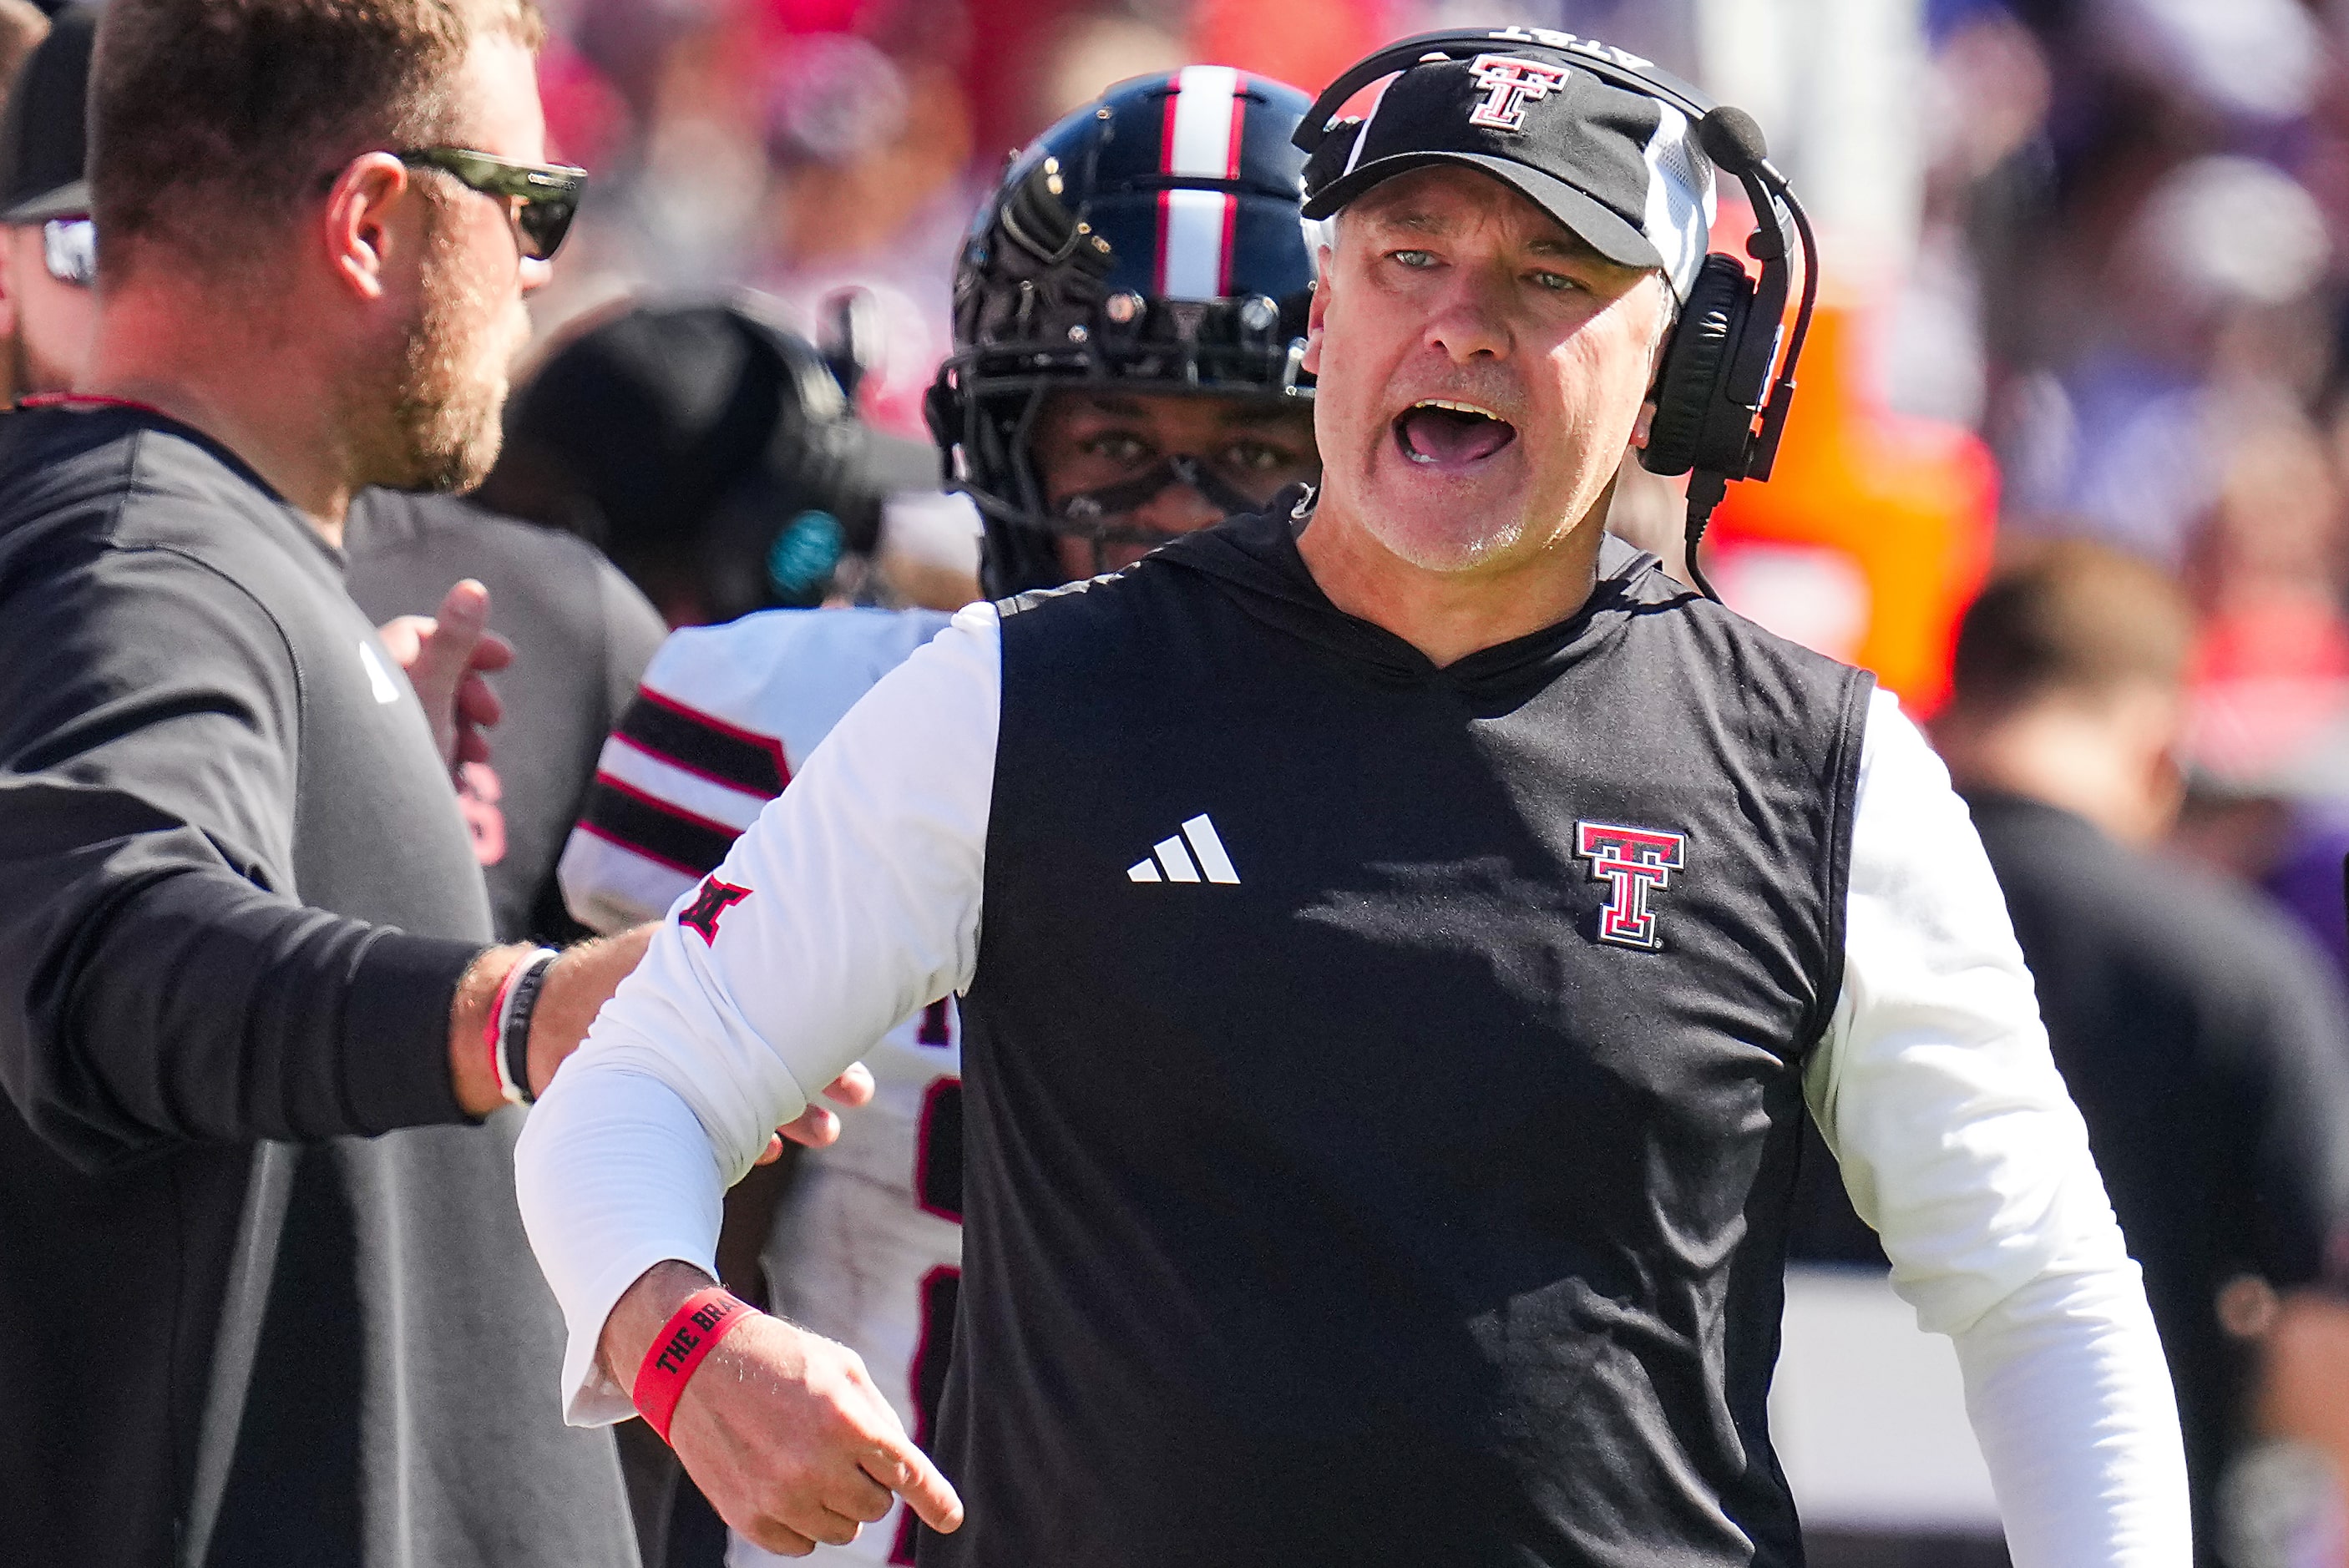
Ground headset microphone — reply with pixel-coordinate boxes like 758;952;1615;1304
1697;107;1775;188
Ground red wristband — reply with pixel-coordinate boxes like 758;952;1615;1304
482;959;523;1103
632;1287;752;1443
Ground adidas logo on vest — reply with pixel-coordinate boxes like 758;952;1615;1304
1127;814;1241;884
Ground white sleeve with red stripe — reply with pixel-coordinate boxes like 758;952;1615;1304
559;608;954;933
519;601;1000;1421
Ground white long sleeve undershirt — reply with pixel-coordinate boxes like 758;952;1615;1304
515;599;2190;1563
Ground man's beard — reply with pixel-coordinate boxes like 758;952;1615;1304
7;326;74;402
383;200;514;494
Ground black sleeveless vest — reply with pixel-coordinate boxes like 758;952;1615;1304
930;505;1873;1566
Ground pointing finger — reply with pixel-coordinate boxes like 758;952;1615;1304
868;1442;963;1534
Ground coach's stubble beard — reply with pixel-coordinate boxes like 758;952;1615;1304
384;198;524;495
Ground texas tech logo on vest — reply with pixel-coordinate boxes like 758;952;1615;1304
1466;54;1576;134
1576;821;1686;950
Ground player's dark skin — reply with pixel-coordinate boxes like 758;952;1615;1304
1033;388;1320;577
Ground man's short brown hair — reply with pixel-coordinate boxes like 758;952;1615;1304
1950;539;2196;715
91;0;544;282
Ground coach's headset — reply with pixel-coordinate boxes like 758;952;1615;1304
1293;29;1820;599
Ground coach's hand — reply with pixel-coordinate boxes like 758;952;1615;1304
605;1262;964;1555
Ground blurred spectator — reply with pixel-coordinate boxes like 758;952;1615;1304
2181;402;2349;792
1931;542;2349;1562
2164;403;2349;1009
1881;4;2052;430
473;296;944;625
1999;155;2334;564
1938;0;2349;584
752;36;973;437
0;1;88;405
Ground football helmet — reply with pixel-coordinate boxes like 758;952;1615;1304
926;68;1318;595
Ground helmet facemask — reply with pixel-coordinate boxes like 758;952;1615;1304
927;70;1321;594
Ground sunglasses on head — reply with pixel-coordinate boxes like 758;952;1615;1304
394;147;587;260
40;217;95;287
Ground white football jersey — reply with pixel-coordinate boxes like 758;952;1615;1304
559;605;959;1566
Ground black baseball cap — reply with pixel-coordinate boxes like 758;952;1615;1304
1301;34;1717;301
474;298;936;608
0;3;95;224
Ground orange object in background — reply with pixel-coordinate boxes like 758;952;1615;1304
1187;0;1385;98
1706;293;1998;715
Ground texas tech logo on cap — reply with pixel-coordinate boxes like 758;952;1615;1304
1466;54;1576;134
1576;821;1686;950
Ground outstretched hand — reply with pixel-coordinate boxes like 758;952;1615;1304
378;579;514;773
606;1262;964;1556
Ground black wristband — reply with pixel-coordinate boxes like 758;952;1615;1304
499;948;559;1106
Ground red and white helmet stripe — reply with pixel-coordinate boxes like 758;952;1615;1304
1155;65;1246;301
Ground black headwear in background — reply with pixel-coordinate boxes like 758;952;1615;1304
474;299;935;623
0;3;97;222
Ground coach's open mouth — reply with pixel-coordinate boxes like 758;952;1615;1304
1394;399;1519;469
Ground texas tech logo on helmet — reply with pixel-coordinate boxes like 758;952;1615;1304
1576;821;1686;950
1466;54;1576;134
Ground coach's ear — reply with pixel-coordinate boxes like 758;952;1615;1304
1303;256;1334;377
320;151;414;303
1631;398;1657;452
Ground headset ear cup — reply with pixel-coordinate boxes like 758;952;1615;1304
1640;255;1751;478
